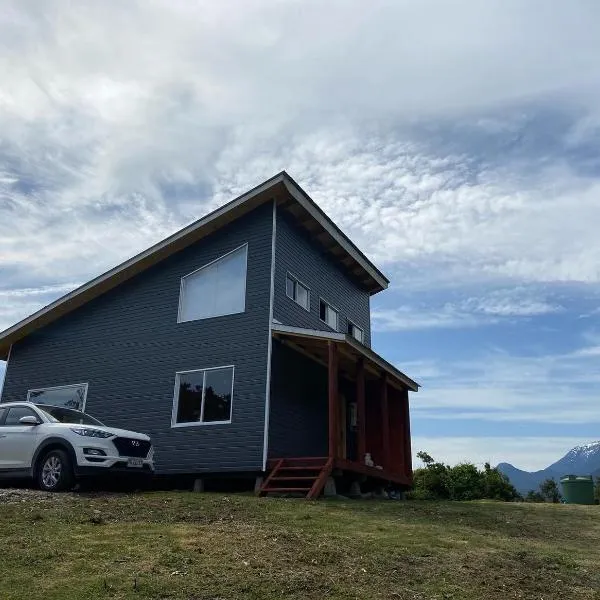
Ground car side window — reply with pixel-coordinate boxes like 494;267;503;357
0;407;6;424
4;407;38;425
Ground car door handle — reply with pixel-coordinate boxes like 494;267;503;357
0;434;6;438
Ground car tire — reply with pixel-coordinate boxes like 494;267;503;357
37;449;75;492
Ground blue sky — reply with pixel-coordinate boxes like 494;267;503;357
1;1;600;470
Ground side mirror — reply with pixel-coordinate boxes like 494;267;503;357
19;416;40;426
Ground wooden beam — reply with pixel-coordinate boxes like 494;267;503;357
402;388;412;481
380;375;390;470
328;341;339;459
356;358;366;464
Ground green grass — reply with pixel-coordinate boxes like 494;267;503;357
1;490;599;599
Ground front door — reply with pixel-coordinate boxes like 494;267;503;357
337;393;347;458
0;406;40;469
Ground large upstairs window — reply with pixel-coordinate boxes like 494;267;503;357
178;245;247;323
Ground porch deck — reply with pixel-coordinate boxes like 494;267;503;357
260;456;412;498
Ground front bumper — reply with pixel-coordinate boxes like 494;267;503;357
73;439;154;474
75;462;154;477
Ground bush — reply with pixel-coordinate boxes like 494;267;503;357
409;451;520;502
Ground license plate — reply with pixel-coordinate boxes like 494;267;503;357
127;457;144;468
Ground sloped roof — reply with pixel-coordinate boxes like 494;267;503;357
0;172;390;360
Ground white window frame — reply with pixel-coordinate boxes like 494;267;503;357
177;243;249;324
319;298;339;331
347;320;364;343
285;272;310;311
26;382;89;412
171;365;235;428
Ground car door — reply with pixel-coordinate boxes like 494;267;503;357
0;406;41;469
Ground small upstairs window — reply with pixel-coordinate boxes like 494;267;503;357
286;274;310;311
319;299;339;330
178;245;247;323
348;321;364;343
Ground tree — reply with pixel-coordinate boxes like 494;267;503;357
539;478;562;503
525;490;545;503
594;477;600;504
416;451;435;466
410;452;519;502
483;463;521;501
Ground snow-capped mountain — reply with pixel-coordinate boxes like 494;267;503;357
497;441;600;494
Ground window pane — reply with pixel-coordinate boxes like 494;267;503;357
5;407;37;425
180;246;247;322
203;368;233;422
326;306;338;330
286;275;295;299
28;385;86;410
319;300;327;321
215;248;246;316
296;283;309;309
176;371;205;424
353;326;363;343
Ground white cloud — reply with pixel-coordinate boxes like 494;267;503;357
404;343;600;425
372;287;561;331
411;436;594;471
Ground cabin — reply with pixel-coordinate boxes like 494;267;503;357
0;172;419;498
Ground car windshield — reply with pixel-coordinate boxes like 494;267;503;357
35;404;104;426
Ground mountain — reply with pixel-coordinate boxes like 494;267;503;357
497;441;600;494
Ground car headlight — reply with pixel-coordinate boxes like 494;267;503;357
70;427;113;439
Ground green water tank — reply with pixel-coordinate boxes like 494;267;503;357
560;475;595;505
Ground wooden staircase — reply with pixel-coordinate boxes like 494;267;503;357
258;456;333;499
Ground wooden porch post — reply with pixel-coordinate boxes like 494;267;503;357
328;341;339;459
380;375;390;470
356;358;366;463
402;388;413;480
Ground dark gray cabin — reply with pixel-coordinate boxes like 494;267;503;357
0;172;419;496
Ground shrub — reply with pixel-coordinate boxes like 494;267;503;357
409;452;520;501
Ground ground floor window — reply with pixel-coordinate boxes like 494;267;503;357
27;383;88;411
172;366;234;426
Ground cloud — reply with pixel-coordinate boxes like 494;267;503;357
404;342;600;425
0;284;80;332
411;436;594;471
372;287;561;331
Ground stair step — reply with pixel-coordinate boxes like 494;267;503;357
281;456;329;462
263;487;312;492
279;465;324;471
271;476;317;481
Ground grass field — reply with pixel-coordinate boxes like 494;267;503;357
1;489;599;600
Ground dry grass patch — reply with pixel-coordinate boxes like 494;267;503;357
0;490;598;599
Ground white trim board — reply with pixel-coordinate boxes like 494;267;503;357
262;199;277;472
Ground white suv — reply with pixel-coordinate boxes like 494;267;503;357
0;402;154;491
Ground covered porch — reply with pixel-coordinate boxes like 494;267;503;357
262;324;419;498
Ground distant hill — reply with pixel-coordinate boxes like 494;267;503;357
497;441;600;494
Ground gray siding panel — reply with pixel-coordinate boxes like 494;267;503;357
2;204;274;474
273;211;372;346
268;340;328;458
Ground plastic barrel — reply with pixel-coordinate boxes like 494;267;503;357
560;475;595;505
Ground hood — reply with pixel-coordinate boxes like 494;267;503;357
48;422;151;441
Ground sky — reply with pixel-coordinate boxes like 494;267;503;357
1;0;600;471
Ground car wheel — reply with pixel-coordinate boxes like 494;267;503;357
37;449;74;492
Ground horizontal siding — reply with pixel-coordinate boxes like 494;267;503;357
2;203;274;474
268;340;328;458
273;210;372;346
